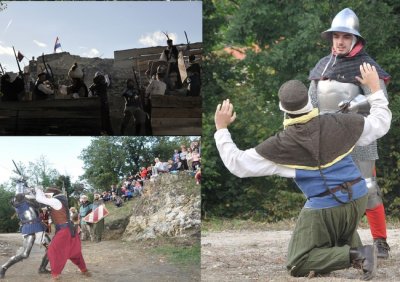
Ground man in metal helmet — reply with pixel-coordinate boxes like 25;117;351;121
308;8;391;259
0;181;51;279
214;64;391;280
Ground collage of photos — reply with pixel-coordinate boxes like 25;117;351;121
2;1;400;282
0;1;201;281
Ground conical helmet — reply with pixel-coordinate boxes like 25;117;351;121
321;8;364;43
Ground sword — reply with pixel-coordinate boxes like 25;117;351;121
12;160;23;178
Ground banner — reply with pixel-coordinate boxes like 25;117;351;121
54;37;62;53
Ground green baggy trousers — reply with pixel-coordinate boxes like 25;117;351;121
287;195;368;277
93;218;105;242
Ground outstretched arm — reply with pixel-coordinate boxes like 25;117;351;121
215;99;237;130
214;99;294;178
355;63;392;145
35;187;62;210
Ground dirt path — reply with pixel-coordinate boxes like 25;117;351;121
0;233;199;282
201;228;400;281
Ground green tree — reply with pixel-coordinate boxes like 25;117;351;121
202;0;400;220
27;155;60;187
0;185;19;232
0;2;6;11
79;137;200;191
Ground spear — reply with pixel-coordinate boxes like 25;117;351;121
42;53;55;85
12;46;22;73
184;31;190;46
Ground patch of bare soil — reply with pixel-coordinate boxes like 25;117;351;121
201;228;400;281
0;233;200;282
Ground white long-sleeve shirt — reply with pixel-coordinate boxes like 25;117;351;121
35;188;62;210
215;90;391;179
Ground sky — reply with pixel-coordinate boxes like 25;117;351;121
0;1;202;73
0;136;93;185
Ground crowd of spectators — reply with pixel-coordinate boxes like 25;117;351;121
152;141;201;177
67;141;201;246
80;141;201;210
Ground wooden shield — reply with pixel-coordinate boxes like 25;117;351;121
83;205;109;223
178;51;187;83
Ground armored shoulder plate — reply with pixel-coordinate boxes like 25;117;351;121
317;80;363;114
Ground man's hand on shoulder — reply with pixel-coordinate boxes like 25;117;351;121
215;99;237;130
355;62;381;94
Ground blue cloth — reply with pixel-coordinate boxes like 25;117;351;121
21;220;46;235
15;201;46;235
79;202;93;224
295;155;368;209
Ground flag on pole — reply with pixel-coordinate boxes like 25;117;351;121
17;51;24;62
54;37;62;53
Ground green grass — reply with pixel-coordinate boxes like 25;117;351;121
104;199;136;222
150;238;200;266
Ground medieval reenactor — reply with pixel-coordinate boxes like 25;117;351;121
120;78;147;135
35;187;91;280
308;8;391;259
214;63;391;280
34;72;54;100
88;71;113;135
145;65;167;118
0;181;51;279
186;55;201;97
66;63;88;98
159;34;188;89
0;73;24;102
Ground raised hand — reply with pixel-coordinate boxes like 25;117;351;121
355;62;381;94
215;99;237;130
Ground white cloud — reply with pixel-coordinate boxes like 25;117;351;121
33;40;47;48
4;19;12;33
139;31;178;47
82;48;100;58
0;43;13;56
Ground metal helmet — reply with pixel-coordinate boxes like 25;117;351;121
321;8;364;43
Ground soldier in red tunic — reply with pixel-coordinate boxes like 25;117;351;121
35;187;91;280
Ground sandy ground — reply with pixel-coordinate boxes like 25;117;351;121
0;233;200;282
201;228;400;282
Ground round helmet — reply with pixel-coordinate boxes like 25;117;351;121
68;62;84;79
321;8;364;43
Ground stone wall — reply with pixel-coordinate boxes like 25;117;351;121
122;172;201;241
24;42;202;133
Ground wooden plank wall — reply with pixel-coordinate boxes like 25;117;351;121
151;95;202;136
0;98;101;135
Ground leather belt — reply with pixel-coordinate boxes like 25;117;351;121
310;177;362;199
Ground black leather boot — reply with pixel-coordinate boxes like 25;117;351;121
0;267;6;279
374;238;390;259
350;245;377;281
38;254;51;274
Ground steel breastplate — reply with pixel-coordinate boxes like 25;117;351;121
317;80;361;114
14;201;39;223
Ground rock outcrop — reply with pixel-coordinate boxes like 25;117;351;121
123;172;201;241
